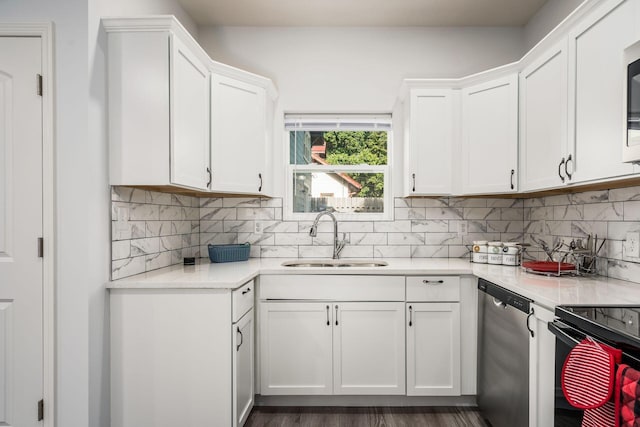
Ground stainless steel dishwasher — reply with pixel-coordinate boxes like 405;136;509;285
478;278;534;427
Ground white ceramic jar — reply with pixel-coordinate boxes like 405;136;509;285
488;242;503;265
472;241;488;263
502;242;520;266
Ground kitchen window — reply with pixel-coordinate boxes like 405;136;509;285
285;114;392;220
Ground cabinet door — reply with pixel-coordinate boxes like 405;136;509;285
405;88;453;195
407;302;461;396
170;34;210;190
461;75;518;194
260;302;333;395
333;302;405;395
529;304;556;427
233;309;254;427
568;0;639;183
211;74;267;194
520;40;569;191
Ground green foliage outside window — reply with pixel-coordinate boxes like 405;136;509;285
323;131;387;197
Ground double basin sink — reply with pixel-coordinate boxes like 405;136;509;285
281;260;388;268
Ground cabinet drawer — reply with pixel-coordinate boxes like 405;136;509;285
233;280;255;322
259;275;405;301
406;276;460;302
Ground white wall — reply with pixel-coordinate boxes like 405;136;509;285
524;0;585;50
88;2;197;426
0;1;89;426
199;26;524;112
198;26;524;198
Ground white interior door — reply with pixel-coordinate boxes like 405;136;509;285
0;37;44;426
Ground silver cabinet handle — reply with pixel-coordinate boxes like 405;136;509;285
236;326;243;351
242;287;251;295
206;167;212;189
565;154;573;180
412;173;416;192
558;158;566;183
422;279;444;285
335;305;339;326
409;305;413;327
326;305;330;326
510;169;515;190
258;173;263;192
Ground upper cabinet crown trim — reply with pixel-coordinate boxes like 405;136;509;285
102;16;278;99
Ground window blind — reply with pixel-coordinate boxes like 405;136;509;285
284;114;392;131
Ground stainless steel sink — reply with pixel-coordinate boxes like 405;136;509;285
281;260;388;268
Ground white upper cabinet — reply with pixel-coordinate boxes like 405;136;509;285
171;35;211;190
210;74;268;194
519;40;570;192
403;88;454;196
460;74;518;194
105;18;211;191
104;16;277;195
567;0;639;183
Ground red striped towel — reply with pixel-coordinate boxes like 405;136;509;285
616;364;640;427
562;338;619;410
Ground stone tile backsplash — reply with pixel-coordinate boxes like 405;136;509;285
111;187;200;280
523;188;640;284
111;185;640;284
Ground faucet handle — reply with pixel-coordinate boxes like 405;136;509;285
341;232;349;243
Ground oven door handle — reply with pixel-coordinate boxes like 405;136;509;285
549;320;640;366
548;320;583;348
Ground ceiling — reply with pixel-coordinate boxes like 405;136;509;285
177;0;549;27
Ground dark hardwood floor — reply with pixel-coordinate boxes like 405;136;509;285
244;407;490;427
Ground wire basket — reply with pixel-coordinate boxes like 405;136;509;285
207;243;251;263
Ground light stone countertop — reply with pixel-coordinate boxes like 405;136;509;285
107;258;640;310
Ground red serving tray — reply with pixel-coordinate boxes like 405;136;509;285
522;261;575;272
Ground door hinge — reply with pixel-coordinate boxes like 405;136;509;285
37;74;43;96
37;237;44;258
37;399;44;421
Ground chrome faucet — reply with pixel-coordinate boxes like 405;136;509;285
308;208;348;259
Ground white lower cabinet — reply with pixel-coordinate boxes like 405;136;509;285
529;303;556;427
406;302;461;396
260;302;333;395
333;302;405;395
233;309;254;427
258;275;475;400
260;301;405;396
110;281;255;427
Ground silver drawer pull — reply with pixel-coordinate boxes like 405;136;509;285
242;287;251;295
422;279;444;285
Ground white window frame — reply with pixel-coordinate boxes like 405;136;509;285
283;114;393;221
